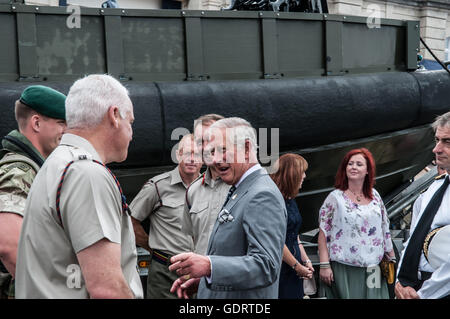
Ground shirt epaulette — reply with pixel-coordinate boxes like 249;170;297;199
150;171;171;184
0;152;40;174
141;172;169;213
435;174;447;180
0;161;32;173
65;146;95;167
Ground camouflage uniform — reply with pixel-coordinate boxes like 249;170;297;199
0;130;43;299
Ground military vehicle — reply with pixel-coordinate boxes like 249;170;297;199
0;2;449;292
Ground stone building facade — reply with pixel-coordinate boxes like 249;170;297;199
327;0;449;62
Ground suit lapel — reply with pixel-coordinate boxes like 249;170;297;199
207;169;266;253
208;188;249;242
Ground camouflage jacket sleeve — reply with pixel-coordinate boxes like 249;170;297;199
0;162;36;217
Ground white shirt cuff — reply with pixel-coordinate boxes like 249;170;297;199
206;256;213;284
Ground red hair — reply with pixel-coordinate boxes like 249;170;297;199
270;153;308;199
334;148;376;200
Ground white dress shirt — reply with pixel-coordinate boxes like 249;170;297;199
397;174;450;298
235;164;262;188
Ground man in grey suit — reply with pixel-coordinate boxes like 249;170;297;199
169;117;287;299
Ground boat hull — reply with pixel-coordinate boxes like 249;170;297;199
0;70;448;231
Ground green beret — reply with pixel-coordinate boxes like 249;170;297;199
20;85;66;120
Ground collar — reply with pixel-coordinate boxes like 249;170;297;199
2;129;45;162
235;163;262;188
170;165;184;186
59;133;103;162
203;167;222;187
173;165;201;188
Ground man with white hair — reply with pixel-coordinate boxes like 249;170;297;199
15;74;143;298
169;117;287;299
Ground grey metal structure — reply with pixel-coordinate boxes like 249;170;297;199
0;4;420;82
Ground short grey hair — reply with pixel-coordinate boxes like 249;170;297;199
65;74;132;129
193;114;225;130
208;117;258;157
432;111;450;131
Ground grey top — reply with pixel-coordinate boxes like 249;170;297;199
15;134;143;299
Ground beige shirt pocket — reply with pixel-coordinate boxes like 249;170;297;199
190;200;209;215
149;197;192;254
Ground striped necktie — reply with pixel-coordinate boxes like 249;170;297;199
222;185;236;209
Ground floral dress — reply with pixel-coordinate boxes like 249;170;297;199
319;189;393;267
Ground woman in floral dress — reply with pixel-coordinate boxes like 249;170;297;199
318;148;395;298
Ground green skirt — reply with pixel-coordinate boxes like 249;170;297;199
322;261;390;299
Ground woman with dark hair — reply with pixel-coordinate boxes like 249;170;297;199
317;148;395;299
270;153;314;299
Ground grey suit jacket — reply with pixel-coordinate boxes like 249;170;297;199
197;168;287;299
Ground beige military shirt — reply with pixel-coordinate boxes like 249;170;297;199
130;166;194;256
15;133;143;299
182;168;231;254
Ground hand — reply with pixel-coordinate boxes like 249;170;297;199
319;267;334;286
394;282;420;299
169;252;211;278
383;251;396;263
304;261;315;272
170;276;200;299
296;264;313;279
